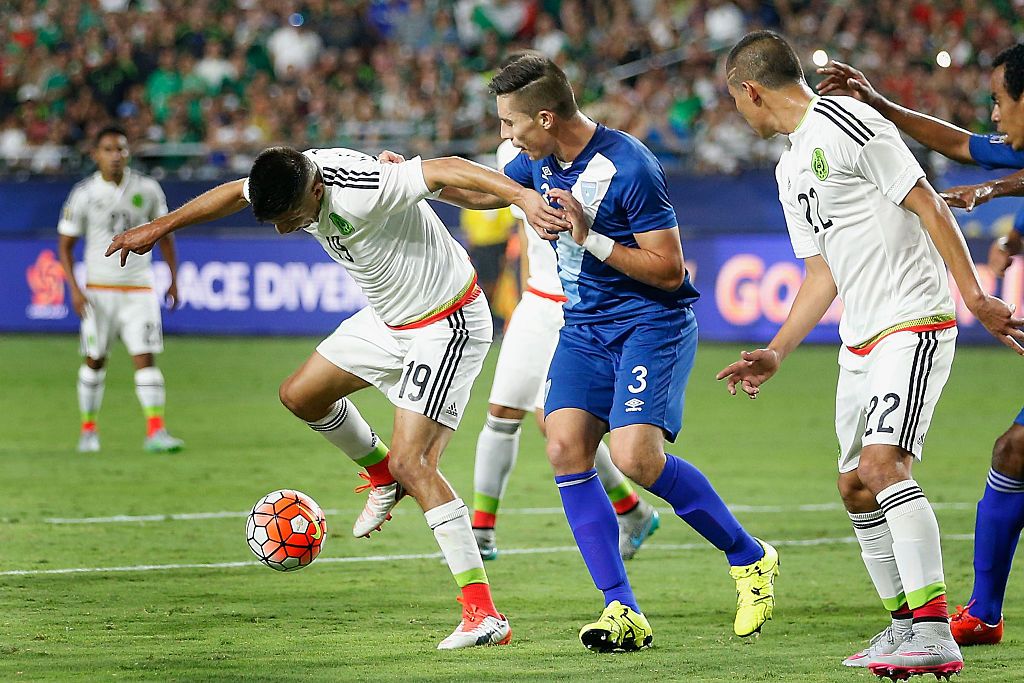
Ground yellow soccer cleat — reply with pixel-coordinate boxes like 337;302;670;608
579;600;653;653
730;539;779;637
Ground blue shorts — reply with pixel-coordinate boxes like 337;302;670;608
1014;405;1024;426
544;307;697;440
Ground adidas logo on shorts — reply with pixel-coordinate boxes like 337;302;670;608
445;403;459;419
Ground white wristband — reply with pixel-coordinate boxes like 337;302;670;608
582;232;615;261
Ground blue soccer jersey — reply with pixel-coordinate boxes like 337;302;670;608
969;134;1024;169
502;124;699;325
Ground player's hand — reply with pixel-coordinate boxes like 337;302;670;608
70;288;88;319
815;60;881;106
106;221;169;267
546;188;590;245
377;150;405;164
517;189;570;239
715;348;780;399
989;238;1015;278
969;295;1024;354
165;281;180;311
940;183;993;212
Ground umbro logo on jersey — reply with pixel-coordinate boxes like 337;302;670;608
541;166;552;178
445;403;459;418
329;212;355;235
624;398;644;412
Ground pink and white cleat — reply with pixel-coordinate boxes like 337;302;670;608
868;622;964;680
843;620;911;667
437;598;512;650
352;473;405;538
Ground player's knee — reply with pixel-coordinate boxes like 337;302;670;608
387;449;431;488
278;377;314;420
546;437;589;475
837;472;875;511
85;357;106;370
992;429;1024;480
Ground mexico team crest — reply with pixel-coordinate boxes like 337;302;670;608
812;148;829;181
580;181;598;205
329;212;355;235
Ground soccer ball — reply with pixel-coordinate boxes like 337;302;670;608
246;489;327;572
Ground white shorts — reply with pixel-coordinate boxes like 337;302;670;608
316;297;492;430
835;327;956;473
80;287;163;359
488;290;565;412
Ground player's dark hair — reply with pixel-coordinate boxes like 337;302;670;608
93;124;128;147
993;44;1024;101
248;147;315;222
489;54;577;118
726;30;805;88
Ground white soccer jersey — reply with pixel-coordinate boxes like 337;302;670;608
497;140;563;297
776;96;955;348
245;148;476;328
57;169;168;288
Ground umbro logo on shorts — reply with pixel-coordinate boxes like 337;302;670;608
624;398;644;413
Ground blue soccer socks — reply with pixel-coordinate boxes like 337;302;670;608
969;468;1024;624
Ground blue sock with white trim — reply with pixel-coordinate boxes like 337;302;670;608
647;454;764;566
969;468;1024;624
555;469;639;611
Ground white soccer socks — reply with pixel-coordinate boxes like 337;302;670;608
306;398;388;467
849;508;905;611
472;415;521;528
877;480;946;609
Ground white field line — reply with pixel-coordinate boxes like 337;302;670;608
0;534;976;578
42;501;976;525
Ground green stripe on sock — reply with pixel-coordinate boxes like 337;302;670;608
354;441;389;467
142;407;163;419
454;567;488;588
81;412;97;423
880;592;908;612
473;492;500;516
605;480;635;503
906;582;946;610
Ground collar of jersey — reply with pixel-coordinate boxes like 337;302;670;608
551;122;604;169
792;96;818;134
96;168;131;189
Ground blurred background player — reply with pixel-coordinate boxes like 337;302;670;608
57;124;183;454
470;138;659;563
460;199;516;332
818;44;1024;647
721;31;1024;678
107;144;566;650
459;54;779;651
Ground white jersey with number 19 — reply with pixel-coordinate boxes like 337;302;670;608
776;95;955;351
243;148;476;328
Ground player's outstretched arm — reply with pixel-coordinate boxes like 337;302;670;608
942;169;1024;211
420;156;569;234
989;228;1023;278
545;187;685;290
816;60;974;164
106;179;249;267
716;255;837;398
902;180;1024;353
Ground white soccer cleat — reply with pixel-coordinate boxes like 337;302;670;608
473;527;498;561
352;473;404;538
144;429;184;453
618;499;660;560
843;620;911;667
77;431;100;453
868;622;964;680
437;598;512;650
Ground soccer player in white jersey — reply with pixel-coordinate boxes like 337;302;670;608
57;125;184;454
470;140;659;562
717;31;1024;680
107;145;566;650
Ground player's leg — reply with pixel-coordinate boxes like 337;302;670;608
75;289;112;452
472;291;562;558
592;439;660;560
952;416;1024;645
120;290;182;452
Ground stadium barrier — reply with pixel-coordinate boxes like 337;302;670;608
3;233;1015;345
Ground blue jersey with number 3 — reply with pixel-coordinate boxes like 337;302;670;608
969;134;1024;169
502;124;699;325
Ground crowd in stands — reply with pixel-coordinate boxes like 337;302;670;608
0;0;1018;178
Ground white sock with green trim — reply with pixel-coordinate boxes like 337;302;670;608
472;415;521;528
594;440;627;491
426;498;499;615
77;365;105;430
305;399;388;467
849;508;906;612
877;480;946;609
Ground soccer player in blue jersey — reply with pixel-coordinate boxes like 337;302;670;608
438;53;779;651
818;44;1024;646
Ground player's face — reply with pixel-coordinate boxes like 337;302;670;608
727;81;773;139
271;181;324;234
497;94;555;159
92;134;129;179
991;65;1024;150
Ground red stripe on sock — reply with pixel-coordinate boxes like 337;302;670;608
891;604;912;620
461;582;499;618
365;454;395;487
146;416;164;437
913;595;949;621
613;493;640;515
82;421;97;433
473;511;496;529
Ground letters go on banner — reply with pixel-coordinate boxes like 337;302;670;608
0;235;1012;344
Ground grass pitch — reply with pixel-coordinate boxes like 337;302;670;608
0;334;1021;681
